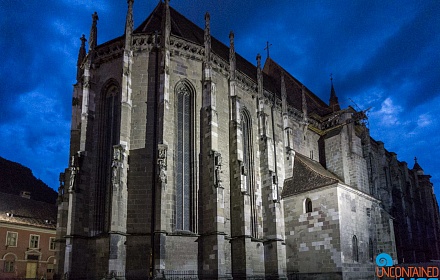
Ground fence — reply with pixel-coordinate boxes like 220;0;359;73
53;271;300;280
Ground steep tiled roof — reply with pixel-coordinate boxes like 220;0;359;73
282;153;340;198
133;2;333;117
0;193;57;229
263;58;333;116
135;2;259;83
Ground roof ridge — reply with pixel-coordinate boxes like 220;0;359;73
295;153;340;183
263;58;331;113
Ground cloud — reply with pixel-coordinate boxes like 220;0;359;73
337;1;440;107
0;88;70;188
60;0;110;12
370;97;403;127
0;0;439;200
417;114;432;128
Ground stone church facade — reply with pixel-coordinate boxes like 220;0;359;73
55;1;440;279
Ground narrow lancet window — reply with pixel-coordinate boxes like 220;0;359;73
305;198;313;213
241;109;257;238
353;235;359;262
369;238;374;262
175;81;193;231
95;82;121;234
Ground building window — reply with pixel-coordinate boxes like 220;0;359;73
305;198;313;213
6;231;18;247
95;81;121;234
366;208;371;217
49;237;56;251
353;235;359;262
175;80;194;231
369;238;374;262
47;263;54;273
29;235;40;249
4;261;14;273
241;108;258;238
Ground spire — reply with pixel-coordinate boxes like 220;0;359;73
76;34;87;82
329;74;340;112
162;0;171;49
256;53;263;97
413;157;424;175
302;85;308;118
256;53;262;70
281;71;287;114
229;31;236;80
88;12;99;51
204;12;211;64
281;72;286;98
202;12;212;82
125;0;134;49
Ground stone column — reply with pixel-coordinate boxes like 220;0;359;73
106;2;134;276
63;155;79;277
257;58;286;279
108;145;128;276
150;1;172;276
198;12;229;279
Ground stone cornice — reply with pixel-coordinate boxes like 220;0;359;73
170;35;204;61
94;39;124;65
132;33;155;51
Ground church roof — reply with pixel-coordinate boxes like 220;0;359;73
0;192;57;229
263;58;333;116
133;2;333;117
134;2;258;83
282;153;340;198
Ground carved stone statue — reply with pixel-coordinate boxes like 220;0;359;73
213;151;223;188
111;145;125;188
157;144;168;185
68;156;78;192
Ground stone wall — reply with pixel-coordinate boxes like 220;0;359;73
57;3;440;279
284;185;342;277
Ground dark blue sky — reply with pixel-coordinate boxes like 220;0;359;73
1;1;439;200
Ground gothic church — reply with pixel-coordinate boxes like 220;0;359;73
55;1;440;279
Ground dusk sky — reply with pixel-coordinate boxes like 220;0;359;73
1;1;439;200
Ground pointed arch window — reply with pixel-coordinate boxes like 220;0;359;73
305;198;313;213
369;238;374;262
353;235;359;262
241;109;257;238
175;81;194;231
95;81;121;234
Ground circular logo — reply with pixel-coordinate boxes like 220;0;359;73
376;253;393;267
